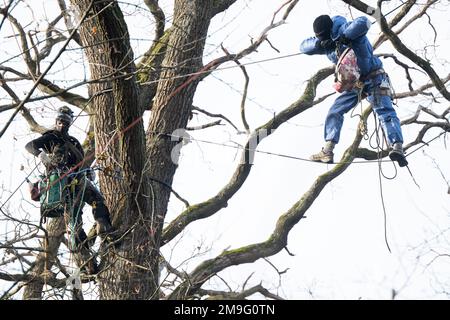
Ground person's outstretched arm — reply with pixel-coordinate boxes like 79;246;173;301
300;36;328;55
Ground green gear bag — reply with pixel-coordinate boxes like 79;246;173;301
39;171;69;218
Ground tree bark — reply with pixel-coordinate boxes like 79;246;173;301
71;0;152;299
144;0;214;288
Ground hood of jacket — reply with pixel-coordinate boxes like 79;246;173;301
330;16;347;41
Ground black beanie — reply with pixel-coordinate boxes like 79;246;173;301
313;15;333;40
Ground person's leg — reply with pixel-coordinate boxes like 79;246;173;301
73;223;99;274
310;90;360;163
66;204;98;275
368;86;408;167
81;179;114;236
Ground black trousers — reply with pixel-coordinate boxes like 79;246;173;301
68;177;111;250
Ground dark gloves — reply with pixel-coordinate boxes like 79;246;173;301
337;35;351;46
315;39;336;51
86;168;96;181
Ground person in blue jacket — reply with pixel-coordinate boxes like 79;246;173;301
300;15;408;167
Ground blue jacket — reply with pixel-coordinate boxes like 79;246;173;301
300;16;382;77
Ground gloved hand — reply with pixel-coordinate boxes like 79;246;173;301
38;152;52;165
338;35;351;46
86;168;96;181
316;39;336;51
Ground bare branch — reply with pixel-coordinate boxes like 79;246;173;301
186;120;223;131
7;13;36;73
144;0;165;43
394;73;450;99
378;53;417;90
221;45;250;133
37;13;67;62
197;1;300;82
0;1;96;139
192;105;242;133
57;0;82;46
372;0;417;50
168;107;370;298
149;177;190;208
374;0;438;50
161;66;334;246
0;73;47;133
376;0;450;101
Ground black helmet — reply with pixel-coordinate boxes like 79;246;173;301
313;15;333;40
56;106;74;125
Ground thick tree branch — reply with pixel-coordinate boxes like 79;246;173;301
144;0;165;43
373;0;437;50
161;67;334;245
210;0;238;18
37;78;89;108
137;27;173;111
376;0;450;101
7;14;36;73
198;284;284;300
57;0;82;46
168;107;371;299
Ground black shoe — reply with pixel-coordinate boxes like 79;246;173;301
81;258;99;275
96;217;114;235
389;149;408;167
95;217;118;243
76;247;99;275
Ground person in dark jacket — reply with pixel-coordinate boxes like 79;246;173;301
25;106;114;273
300;15;408;167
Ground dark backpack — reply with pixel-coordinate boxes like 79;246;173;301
39;170;70;218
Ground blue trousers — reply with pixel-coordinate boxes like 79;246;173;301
324;74;403;145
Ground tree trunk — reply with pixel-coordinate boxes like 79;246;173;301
71;0;153;299
23;217;65;299
145;0;213;261
70;0;214;299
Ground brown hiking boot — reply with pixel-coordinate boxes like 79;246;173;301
310;148;334;164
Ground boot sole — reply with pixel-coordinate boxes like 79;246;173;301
310;158;333;164
389;152;408;167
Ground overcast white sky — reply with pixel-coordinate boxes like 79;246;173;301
0;0;449;299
